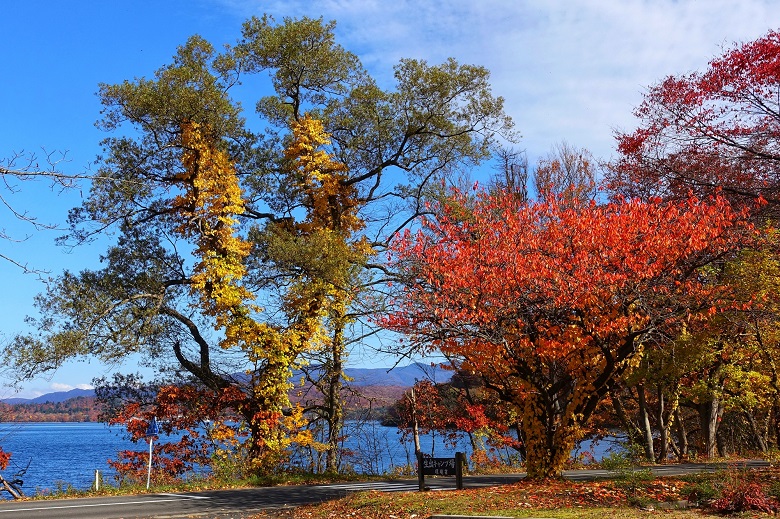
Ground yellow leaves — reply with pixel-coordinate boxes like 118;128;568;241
287;114;362;234
175;120;254;331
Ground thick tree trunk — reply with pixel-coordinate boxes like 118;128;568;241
324;322;346;473
521;393;579;479
698;399;723;458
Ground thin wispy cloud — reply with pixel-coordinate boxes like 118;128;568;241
2;0;778;396
223;0;777;160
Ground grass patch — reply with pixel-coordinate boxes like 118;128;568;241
20;471;388;501
288;468;780;519
290;488;696;518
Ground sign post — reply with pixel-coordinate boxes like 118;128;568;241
417;452;466;491
145;417;159;490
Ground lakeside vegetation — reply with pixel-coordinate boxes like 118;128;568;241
11;459;780;518
2;10;780;518
0;398;101;423
285;466;780;518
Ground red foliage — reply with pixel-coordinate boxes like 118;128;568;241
0;448;10;471
393;378;523;457
384;189;745;478
105;383;247;482
611;29;780;215
711;482;777;514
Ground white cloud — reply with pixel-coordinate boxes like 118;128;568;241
223;0;779;162
49;382;94;392
49;383;75;392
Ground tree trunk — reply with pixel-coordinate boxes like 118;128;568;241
716;427;727;458
0;474;23;500
656;387;678;463
656;387;668;462
611;391;642;447
410;387;422;455
745;410;768;454
521;392;579;479
698;399;723;458
324;321;346;473
674;407;688;461
637;384;656;463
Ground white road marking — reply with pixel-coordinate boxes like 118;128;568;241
156;493;211;499
0;496;206;513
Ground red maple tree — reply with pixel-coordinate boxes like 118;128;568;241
610;29;780;214
101;380;248;483
384;190;745;478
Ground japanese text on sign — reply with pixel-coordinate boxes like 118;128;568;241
421;457;456;476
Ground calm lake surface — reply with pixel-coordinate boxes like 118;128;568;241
0;421;469;495
0;422;616;497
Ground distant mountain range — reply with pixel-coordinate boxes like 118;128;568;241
2;388;95;405
304;362;450;387
2;363;450;405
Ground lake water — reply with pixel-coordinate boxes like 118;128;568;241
0;422;618;497
0;422;137;495
0;421;475;495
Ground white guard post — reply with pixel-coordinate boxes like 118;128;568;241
146;417;160;490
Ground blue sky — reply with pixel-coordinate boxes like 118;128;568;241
1;0;777;397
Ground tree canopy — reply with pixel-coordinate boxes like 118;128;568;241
4;14;514;474
384;189;746;478
609;29;780;214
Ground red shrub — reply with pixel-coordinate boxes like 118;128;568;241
711;482;776;514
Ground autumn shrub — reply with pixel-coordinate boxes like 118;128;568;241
768;480;780;500
469;448;506;473
766;447;780;466
600;441;645;470
679;480;719;504
601;448;653;499
601;446;645;472
710;481;776;514
210;444;252;482
566;449;596;469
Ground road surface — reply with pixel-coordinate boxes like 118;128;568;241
0;460;768;518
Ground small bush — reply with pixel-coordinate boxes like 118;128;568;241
768;480;780;500
601;448;653;494
710;482;776;514
600;450;632;472
680;481;719;504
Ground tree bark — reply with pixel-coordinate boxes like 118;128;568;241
409;387;422;456
674;407;688;461
324;321;346;473
656;386;679;463
698;399;723;458
0;473;23;500
637;384;656;463
521;391;579;479
745;410;768;454
612;391;647;456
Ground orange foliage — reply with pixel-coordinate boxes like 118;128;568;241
106;383;245;482
386;189;746;478
0;448;9;471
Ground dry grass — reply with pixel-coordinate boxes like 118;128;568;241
272;468;780;519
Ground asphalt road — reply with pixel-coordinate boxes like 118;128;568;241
0;460;769;519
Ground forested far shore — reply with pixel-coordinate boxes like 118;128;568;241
0;397;101;422
0;383;407;424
